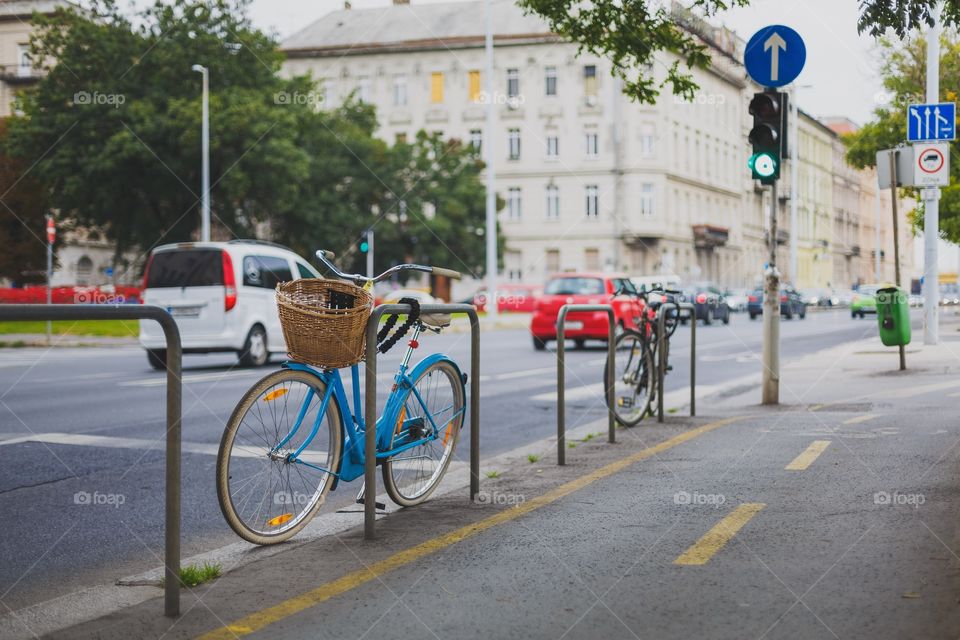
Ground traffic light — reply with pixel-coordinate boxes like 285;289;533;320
359;231;370;253
748;90;788;185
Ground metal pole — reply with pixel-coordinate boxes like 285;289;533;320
192;65;210;242
657;311;665;423
689;305;696;416
366;228;374;280
363;307;382;539
889;152;906;371
790;86;799;284
45;216;52;345
469;308;480;500
483;0;498;323
556;307;566;465
762;181;781;404
606;310;615;444
874;174;882;281
923;6;941;344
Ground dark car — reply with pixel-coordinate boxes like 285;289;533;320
683;282;730;325
747;286;806;320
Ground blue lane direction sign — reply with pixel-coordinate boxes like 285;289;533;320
907;103;955;142
744;25;806;88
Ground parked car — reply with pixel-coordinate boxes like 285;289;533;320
747;286;807;319
724;288;751;313
801;288;838;307
381;289;439;306
473;283;542;313
851;284;880;318
139;240;321;370
529;273;640;350
684;282;730;325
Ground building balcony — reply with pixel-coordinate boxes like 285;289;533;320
622;231;663;246
0;65;43;83
424;108;449;123
692;224;729;248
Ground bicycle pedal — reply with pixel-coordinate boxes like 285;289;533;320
356;497;387;510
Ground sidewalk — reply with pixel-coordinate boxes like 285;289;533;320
17;328;960;639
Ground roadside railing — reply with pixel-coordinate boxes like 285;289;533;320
362;303;480;540
0;304;182;617
657;302;697;422
555;304;616;465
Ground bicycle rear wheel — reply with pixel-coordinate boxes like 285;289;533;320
383;360;464;507
605;329;655;426
217;369;342;545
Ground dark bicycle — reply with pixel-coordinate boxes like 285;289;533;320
604;285;682;426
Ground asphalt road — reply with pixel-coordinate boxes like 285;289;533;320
0;309;895;610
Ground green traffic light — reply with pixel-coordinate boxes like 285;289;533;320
748;152;777;179
359;241;369;253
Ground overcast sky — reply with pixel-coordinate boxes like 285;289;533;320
247;0;889;126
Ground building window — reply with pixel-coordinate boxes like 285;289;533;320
585;185;599;218
585;131;599;157
506;250;522;281
545;65;557;96
508;128;521;160
507;68;519;98
393;75;408;106
546;184;560;220
546;134;559;159
356;76;371;103
639;123;655;157
546;249;560;273
17;44;30;77
507;187;522;220
470;129;482;152
468;70;481;102
430;71;444;103
585;248;600;271
640;183;655;216
395;132;407;145
584;65;597;98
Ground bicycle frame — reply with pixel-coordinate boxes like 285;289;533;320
272;326;466;486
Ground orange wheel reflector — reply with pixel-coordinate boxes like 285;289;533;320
267;513;294;527
263;388;289;402
395;407;406;435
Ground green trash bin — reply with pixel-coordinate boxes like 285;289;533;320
876;286;911;346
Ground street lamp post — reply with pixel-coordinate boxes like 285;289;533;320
483;0;498;322
191;64;210;243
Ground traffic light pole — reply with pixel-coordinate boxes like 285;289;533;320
366;228;374;280
762;180;780;405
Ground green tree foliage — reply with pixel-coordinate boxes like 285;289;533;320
0;119;56;284
844;35;960;242
857;1;960;37
8;0;496;277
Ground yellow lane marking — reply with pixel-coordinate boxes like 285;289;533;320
197;415;747;640
785;440;832;471
673;503;765;566
843;414;878;425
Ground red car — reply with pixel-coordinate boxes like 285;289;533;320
530;273;643;350
473;283;542;313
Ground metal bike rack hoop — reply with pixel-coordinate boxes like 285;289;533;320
556;304;616;465
657;302;696;423
0;304;182;617
363;303;480;540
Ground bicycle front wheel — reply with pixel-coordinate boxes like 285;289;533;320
217;369;342;545
383;360;465;507
605;329;655;426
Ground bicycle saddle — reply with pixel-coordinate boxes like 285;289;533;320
421;313;451;328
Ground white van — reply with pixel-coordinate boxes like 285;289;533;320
139;240;321;369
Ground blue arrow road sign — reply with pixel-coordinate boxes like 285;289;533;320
744;25;806;88
907;103;955;142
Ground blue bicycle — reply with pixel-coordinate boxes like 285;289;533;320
216;251;466;545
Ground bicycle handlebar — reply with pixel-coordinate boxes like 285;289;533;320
315;249;461;285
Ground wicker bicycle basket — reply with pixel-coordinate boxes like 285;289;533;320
276;279;373;368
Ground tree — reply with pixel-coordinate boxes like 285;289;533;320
857;1;960;37
0;119;56;284
8;0;311;259
844;35;960;242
